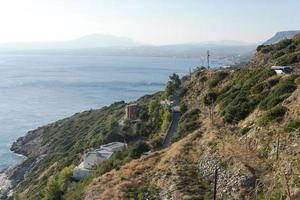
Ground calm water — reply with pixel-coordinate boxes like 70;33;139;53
0;54;227;170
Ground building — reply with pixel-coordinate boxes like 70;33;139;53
125;103;140;120
100;142;127;152
73;142;126;180
83;149;113;169
160;99;174;106
271;66;291;75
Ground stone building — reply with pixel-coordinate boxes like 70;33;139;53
125;103;140;120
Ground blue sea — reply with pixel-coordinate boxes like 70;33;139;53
0;54;228;170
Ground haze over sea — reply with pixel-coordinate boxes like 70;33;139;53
0;54;227;171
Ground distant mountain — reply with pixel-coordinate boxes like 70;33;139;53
0;34;139;51
264;30;300;45
63;34;139;48
0;34;257;61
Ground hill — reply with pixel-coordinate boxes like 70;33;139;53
264;31;300;45
2;34;300;199
249;33;300;68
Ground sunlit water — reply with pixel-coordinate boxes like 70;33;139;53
0;54;228;170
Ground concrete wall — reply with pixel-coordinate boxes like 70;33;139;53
83;153;105;169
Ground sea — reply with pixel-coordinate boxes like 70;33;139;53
0;54;229;171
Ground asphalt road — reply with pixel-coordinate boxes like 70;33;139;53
162;91;181;148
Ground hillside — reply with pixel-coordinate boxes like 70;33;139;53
249;33;300;68
3;34;300;199
264;31;300;45
80;34;300;199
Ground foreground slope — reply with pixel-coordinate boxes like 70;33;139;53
82;35;300;199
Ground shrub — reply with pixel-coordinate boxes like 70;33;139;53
172;109;200;142
257;105;287;126
259;80;296;110
275;39;293;51
272;50;285;59
240;126;251;135
57;165;74;191
295;75;300;85
256;45;265;52
129;141;150;159
260;46;273;53
208;71;228;88
160;107;171;132
284;119;300;132
203;91;218;106
250;82;268;94
43;178;62;200
277;51;300;65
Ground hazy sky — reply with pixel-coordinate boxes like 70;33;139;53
0;0;299;44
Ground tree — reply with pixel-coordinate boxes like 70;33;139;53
43;178;62;200
130;141;150;159
57;165;74;192
169;73;181;89
160;108;171;132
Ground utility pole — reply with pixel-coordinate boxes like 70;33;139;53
207;50;210;69
276;131;280;161
213;166;218;200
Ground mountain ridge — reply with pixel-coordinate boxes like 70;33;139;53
264;30;300;45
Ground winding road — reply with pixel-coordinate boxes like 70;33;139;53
162;91;181;148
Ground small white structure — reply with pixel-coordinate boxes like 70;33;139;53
160;99;174;106
83;149;113;169
171;106;181;112
100;142;127;152
73;142;126;180
271;66;291;75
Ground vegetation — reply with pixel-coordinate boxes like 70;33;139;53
43;165;74;200
208;71;228;88
257;105;287;126
217;68;276;123
257;34;300;66
259;79;296;110
284;118;300;133
172;108;200;142
165;73;181;97
203;91;218;106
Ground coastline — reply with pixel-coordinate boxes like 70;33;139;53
0;169;13;199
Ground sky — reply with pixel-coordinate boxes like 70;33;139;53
0;0;299;45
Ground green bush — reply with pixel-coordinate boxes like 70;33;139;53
260;46;273;53
277;51;300;65
129;141;150;159
203;91;218;106
240;127;251;135
295;75;300;85
43;178;62;200
275;39;293;51
172;108;200;142
256;45;265;52
257;105;287;126
208;71;228;88
259;80;296;110
216;68;277;124
250;82;268;94
284;119;300;132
